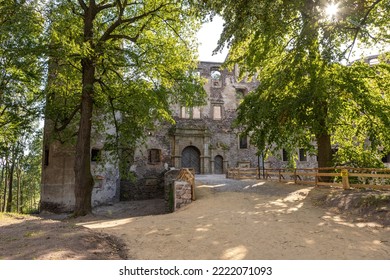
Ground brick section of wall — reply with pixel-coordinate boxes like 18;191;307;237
174;180;192;210
164;169;193;212
120;174;165;201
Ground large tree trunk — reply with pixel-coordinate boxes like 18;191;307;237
16;165;21;213
0;164;4;212
73;5;96;216
317;133;332;168
73;60;95;216
316;133;333;182
6;154;15;212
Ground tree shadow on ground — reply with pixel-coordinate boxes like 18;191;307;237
0;213;126;260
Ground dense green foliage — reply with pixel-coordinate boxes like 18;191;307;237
46;0;205;145
45;0;206;215
0;0;45;213
205;0;390;168
1;1;206;214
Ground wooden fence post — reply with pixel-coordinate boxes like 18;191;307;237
341;169;350;189
294;169;297;184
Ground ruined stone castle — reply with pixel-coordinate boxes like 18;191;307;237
41;58;389;212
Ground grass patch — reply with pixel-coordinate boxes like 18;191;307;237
23;230;44;238
0;212;28;220
358;194;390;208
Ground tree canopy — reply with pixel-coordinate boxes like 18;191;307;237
0;0;45;213
205;0;390;168
44;0;205;215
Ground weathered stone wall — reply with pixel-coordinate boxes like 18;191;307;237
163;169;180;212
174;180;192;210
266;152;318;169
164;178;192;212
120;174;165;201
41;121;120;213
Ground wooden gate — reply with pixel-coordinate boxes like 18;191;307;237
181;146;201;173
214;155;224;174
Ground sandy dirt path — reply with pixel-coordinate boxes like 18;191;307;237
78;175;390;260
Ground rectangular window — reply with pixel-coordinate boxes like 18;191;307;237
299;149;307;161
236;88;245;104
91;148;101;162
193;107;201;119
148;149;161;164
213;105;222;120
181;106;200;119
282;149;289;162
382;153;390;163
181;107;190;119
44;147;49;166
239;135;248;149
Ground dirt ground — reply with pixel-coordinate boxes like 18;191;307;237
1;175;389;260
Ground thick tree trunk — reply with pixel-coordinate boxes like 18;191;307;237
0;165;4;212
316;133;333;182
16;166;21;213
73;5;96;216
6;157;15;212
73;61;95;216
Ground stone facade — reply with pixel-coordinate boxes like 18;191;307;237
163;169;194;212
128;61;262;178
41;60;319;212
41;55;390;212
41;136;120;213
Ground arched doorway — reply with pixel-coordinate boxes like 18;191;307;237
181;146;201;174
214;155;224;174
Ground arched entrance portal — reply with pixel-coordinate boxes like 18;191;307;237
181;146;201;174
214;155;224;174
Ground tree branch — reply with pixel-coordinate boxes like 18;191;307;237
98;2;171;43
97;0;117;12
67;0;84;16
347;0;383;60
78;0;88;12
105;15;152;43
54;104;82;132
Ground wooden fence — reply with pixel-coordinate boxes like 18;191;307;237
226;167;390;190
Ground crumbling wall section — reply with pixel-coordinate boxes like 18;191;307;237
164;175;193;213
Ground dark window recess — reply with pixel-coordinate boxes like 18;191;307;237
148;149;161;164
44;147;49;166
299;149;307;161
239;135;248;149
282;149;289;162
91;148;101;162
382;153;390;163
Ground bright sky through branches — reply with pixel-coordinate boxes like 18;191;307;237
325;2;339;19
197;15;228;62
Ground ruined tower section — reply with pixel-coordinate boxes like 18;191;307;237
40;60;120;213
41;117;120;213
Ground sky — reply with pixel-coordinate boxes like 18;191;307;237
197;16;228;62
196;12;388;64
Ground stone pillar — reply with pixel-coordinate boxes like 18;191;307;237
223;160;229;175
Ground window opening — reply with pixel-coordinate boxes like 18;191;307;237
282;149;289;162
148;149;161;164
239;135;248;149
213;105;222;120
299;149;307;161
91;148;101;162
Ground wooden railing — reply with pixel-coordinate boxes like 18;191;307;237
226;168;260;180
226;167;390;190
